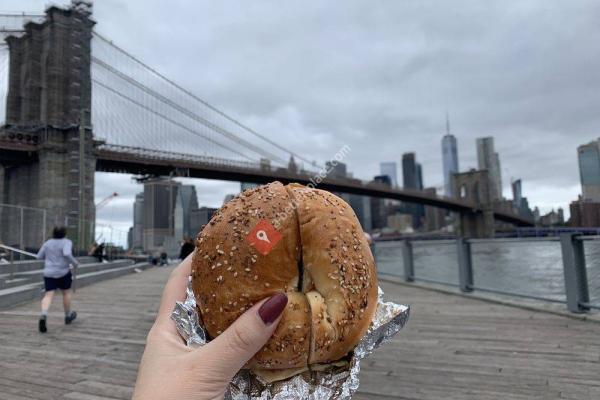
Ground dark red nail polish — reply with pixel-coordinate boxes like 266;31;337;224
258;293;288;325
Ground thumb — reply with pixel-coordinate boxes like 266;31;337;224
201;292;288;379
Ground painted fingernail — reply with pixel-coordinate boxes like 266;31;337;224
258;292;288;325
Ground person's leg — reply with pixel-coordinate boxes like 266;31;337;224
61;272;77;324
62;289;71;316
41;290;55;316
39;290;54;333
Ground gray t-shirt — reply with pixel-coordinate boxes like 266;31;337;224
36;238;79;278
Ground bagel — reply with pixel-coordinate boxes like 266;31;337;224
191;181;378;375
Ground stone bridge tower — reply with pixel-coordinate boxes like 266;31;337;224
0;1;96;252
452;169;495;238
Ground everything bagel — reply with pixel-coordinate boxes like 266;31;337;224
191;181;378;377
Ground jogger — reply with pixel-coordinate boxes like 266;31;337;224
36;226;80;333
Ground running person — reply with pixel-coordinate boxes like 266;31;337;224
36;226;80;333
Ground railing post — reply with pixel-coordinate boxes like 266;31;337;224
560;233;590;313
402;240;414;282
457;237;473;292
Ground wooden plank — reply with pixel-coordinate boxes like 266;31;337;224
0;267;598;399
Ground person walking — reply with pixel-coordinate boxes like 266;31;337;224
36;226;80;333
178;236;195;260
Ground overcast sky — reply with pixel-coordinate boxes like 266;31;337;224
4;0;600;240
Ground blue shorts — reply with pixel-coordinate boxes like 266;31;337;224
44;272;72;291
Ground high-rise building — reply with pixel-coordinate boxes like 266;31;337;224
512;179;522;209
379;162;398;188
370;175;392;229
402;153;424;228
131;192;144;250
174;185;199;240
241;182;259;192
476;137;502;200
142;178;180;253
326;161;348;179
441;117;459;197
190;206;218;236
577;140;600;202
402;153;418;189
223;194;236;204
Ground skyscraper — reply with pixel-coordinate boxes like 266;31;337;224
142;178;180;253
441;116;459;197
174;185;199;240
370;175;392;229
132;192;144;250
402;153;424;228
476;137;502;200
326;161;348;179
379;162;398;188
577;140;600;202
402;153;417;189
240;182;259;192
512;179;522;210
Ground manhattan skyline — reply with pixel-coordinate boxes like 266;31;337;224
2;0;597;236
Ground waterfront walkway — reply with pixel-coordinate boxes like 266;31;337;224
0;267;599;400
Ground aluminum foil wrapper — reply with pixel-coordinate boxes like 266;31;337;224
172;280;410;399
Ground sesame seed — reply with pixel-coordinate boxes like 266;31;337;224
264;282;270;287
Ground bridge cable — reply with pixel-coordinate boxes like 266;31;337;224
92;56;287;165
92;79;255;162
92;31;321;169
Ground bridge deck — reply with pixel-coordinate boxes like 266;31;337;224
0;266;598;400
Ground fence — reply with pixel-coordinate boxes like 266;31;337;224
374;234;600;313
0;203;130;258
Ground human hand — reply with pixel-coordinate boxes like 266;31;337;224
132;254;288;400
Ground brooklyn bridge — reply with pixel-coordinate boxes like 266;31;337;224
0;1;532;252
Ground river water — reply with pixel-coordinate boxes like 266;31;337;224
374;239;600;305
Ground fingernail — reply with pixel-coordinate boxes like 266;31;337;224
258;292;288;325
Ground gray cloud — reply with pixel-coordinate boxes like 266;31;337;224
4;0;600;234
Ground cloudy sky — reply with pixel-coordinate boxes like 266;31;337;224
4;0;600;241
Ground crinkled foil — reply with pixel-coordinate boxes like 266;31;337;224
172;280;410;399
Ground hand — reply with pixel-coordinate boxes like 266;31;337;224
133;254;288;400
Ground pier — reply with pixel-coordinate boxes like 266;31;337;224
0;266;598;399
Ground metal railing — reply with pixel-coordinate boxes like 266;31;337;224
0;203;130;256
374;233;600;313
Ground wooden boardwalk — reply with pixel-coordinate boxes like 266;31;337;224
0;266;599;400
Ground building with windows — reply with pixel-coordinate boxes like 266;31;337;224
476;137;502;200
379;162;398;188
142;178;181;254
240;182;259;192
442;133;459;197
131;192;144;250
402;153;424;228
174;185;199;241
578;140;600;202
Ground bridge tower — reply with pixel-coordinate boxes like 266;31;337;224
452;169;495;238
0;1;96;252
